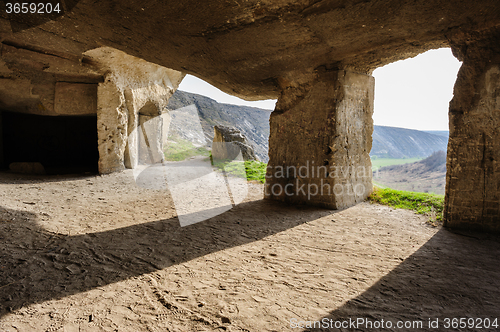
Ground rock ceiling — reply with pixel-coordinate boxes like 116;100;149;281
1;0;499;99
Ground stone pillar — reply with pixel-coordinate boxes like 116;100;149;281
265;70;374;209
137;101;165;165
445;28;500;231
97;79;128;174
84;47;185;174
123;88;138;169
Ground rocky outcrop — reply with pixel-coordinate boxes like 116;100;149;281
166;90;271;162
212;126;259;162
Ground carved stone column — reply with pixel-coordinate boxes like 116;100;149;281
265;70;374;209
445;28;500;231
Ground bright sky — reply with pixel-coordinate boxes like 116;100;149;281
178;48;461;131
373;48;461;131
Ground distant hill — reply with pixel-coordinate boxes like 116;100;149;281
371;126;448;159
424;130;449;138
166;91;449;162
166;90;271;161
374;151;447;195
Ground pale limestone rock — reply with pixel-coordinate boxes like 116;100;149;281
212;125;258;162
84;47;184;173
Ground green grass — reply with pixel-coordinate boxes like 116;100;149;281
211;156;444;224
368;186;444;224
164;138;210;161
213;159;267;183
371;157;423;171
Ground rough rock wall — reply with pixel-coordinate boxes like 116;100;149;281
0;42;184;174
0;41;102;116
83;47;184;174
445;28;500;231
1;1;498;99
266;70;374;209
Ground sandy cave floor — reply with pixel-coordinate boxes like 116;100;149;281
0;170;499;332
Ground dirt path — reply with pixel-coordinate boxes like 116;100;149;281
0;171;499;331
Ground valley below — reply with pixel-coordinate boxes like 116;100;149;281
373;151;447;195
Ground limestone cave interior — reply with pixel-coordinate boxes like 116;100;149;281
0;1;499;330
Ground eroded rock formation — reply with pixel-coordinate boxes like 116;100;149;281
0;1;499;230
212;125;259;162
0;45;183;174
445;29;500;231
266;70;374;209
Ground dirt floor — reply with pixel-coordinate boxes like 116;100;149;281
0;170;499;331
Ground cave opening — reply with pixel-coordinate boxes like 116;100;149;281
0;111;99;175
371;48;461;196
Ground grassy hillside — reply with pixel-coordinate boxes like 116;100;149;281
373;151;447;195
368;187;444;224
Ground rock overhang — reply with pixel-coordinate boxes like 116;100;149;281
1;0;499;100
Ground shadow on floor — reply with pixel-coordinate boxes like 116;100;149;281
0;171;98;185
307;228;500;331
0;199;331;317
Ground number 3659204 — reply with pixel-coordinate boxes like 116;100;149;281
5;3;61;14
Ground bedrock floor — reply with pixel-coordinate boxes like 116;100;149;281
0;171;498;331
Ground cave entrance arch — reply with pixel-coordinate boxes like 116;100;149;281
166;74;275;163
264;28;500;232
371;48;461;196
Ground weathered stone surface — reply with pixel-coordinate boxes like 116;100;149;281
96;79;128;174
266;70;374;209
54;82;97;116
0;1;499;229
0;43;183;174
0;111;3;167
212;125;259;162
138;112;165;165
1;0;498;100
445;28;500;232
83;47;184;173
0;42;102;116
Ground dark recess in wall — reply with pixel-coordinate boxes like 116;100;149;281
0;111;98;174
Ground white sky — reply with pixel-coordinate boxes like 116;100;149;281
373;48;461;131
178;48;461;131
